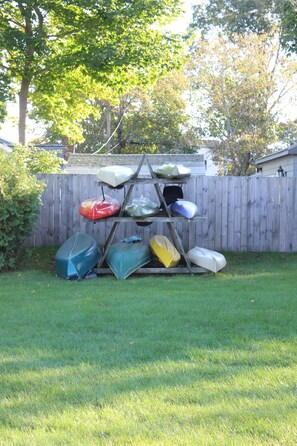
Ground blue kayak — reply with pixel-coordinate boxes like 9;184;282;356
106;237;151;280
55;232;102;280
170;200;199;219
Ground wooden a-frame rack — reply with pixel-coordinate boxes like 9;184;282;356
94;153;206;275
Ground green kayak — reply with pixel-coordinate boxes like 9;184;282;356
106;236;151;280
55;232;102;280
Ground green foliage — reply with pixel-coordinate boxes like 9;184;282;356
191;0;297;53
192;0;279;35
0;149;45;271
0;71;13;123
11;144;62;174
31;69;103;144
0;0;184;143
280;0;297;53
76;71;199;154
275;120;297;145
188;33;296;175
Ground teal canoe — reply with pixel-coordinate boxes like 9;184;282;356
55;232;102;280
106;236;151;280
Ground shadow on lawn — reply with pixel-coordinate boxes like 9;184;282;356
1;248;297;439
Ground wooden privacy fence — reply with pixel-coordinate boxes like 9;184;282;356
26;174;297;252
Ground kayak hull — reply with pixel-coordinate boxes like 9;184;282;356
154;164;191;179
125;196;160;218
97;165;135;187
170;200;199;219
79;195;121;220
149;235;180;268
106;239;151;280
187;246;227;273
55;232;102;280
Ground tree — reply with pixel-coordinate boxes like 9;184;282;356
30;68;103;144
188;33;297;175
191;0;297;53
280;1;297;53
275;119;297;146
74;71;199;154
0;0;183;144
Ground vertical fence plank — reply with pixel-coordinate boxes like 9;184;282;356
239;177;248;251
265;178;274;252
192;176;204;248
227;177;235;251
188;177;198;250
259;177;269;252
233;177;242;251
206;176;216;250
221;178;229;250
292;178;297;251
214;175;223;251
284;177;293;252
279;177;290;252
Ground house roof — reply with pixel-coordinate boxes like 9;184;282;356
66;153;205;175
0;137;13;146
0;137;13;152
255;142;297;165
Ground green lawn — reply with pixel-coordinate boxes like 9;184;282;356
0;249;297;445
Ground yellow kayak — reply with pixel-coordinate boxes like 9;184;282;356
149;235;180;268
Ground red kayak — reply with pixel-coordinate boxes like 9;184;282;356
79;195;121;220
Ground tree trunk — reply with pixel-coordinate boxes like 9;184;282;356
63;136;74;161
115;106;126;154
106;106;111;152
18;77;30;145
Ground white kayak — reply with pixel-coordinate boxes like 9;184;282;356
125;196;160;218
187;247;227;273
154;164;191;179
97;165;135;187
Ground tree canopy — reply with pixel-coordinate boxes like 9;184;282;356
0;0;184;144
188;32;297;175
191;0;297;53
72;70;198;154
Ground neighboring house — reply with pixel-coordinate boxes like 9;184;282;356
38;144;65;159
65;153;205;175
0;138;66;159
0;137;13;152
255;142;297;177
197;146;219;176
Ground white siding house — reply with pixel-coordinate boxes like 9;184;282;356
255;143;297;177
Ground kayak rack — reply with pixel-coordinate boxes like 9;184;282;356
93;153;206;276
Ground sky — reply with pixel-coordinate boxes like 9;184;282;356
0;2;196;144
168;0;195;31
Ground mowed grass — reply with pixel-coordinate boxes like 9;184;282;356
0;248;297;445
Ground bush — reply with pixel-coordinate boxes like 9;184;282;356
12;144;62;174
0;149;45;270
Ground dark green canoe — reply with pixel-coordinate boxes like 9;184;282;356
55;232;102;280
106;237;151;280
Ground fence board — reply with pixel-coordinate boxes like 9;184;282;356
25;174;297;252
239;178;248;251
279;178;288;252
265;178;274;252
292;178;297;251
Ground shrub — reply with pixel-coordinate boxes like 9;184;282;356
0;149;45;270
12;144;62;174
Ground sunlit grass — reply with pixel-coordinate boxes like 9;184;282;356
0;249;297;445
